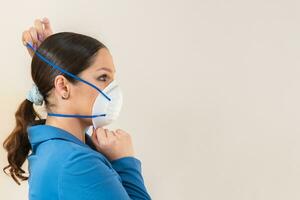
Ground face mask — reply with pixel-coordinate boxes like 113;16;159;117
92;79;123;128
26;43;123;128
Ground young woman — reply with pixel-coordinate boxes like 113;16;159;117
3;18;151;200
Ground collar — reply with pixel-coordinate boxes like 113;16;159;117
27;124;97;152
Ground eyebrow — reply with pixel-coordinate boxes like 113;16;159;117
96;67;115;73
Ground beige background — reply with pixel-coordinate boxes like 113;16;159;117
1;0;300;199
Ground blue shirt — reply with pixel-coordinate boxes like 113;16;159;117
27;124;152;200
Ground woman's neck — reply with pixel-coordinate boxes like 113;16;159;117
45;116;88;143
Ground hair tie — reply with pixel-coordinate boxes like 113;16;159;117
26;84;44;105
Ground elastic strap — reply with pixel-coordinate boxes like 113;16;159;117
48;113;106;118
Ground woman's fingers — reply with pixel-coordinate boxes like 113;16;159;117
42;17;53;37
104;129;109;138
96;128;118;147
22;31;31;46
112;130;119;138
115;129;128;137
96;128;108;146
29;27;39;48
34;19;44;41
92;128;134;161
22;17;54;58
22;31;34;56
104;129;113;143
91;128;97;140
106;130;117;144
91;128;100;146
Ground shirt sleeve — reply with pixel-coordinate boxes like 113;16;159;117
59;150;151;200
110;156;152;200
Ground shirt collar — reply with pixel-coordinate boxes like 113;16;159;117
27;124;97;152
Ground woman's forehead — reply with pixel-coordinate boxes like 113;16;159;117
89;48;116;73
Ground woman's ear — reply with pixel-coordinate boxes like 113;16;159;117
54;75;70;100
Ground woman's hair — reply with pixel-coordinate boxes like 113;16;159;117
3;32;107;185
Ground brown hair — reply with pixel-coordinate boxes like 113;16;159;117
3;32;107;185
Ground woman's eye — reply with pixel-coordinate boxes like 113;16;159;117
97;74;109;82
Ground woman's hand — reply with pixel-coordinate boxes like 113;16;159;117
22;17;53;57
91;128;135;161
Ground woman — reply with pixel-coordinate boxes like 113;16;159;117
3;18;152;200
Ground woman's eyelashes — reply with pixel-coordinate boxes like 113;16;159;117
97;74;109;82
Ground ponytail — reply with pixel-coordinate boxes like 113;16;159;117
3;99;45;185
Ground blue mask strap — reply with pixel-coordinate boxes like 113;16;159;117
47;113;106;118
26;43;111;101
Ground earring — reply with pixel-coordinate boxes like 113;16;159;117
61;93;68;99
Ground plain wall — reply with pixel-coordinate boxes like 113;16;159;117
1;0;300;199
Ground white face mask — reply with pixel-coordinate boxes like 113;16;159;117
92;80;123;128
